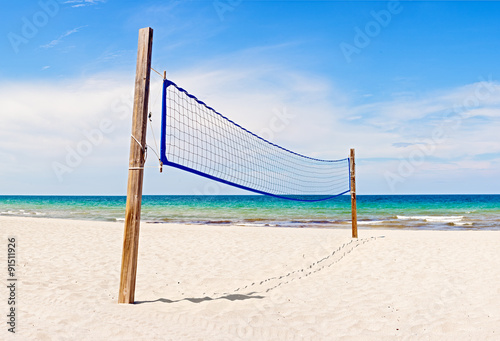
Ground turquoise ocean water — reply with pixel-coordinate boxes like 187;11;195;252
1;195;499;230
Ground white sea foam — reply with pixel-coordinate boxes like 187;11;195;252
358;220;384;225
454;221;473;226
1;210;46;216
2;210;22;215
396;215;464;223
237;223;270;227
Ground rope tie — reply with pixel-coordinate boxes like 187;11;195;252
130;135;147;170
131;134;143;150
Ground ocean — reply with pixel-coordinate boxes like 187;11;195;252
1;195;499;230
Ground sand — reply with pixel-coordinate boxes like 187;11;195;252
1;215;499;340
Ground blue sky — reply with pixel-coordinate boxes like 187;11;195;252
1;0;500;195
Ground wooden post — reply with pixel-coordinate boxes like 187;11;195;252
350;148;358;238
118;27;153;304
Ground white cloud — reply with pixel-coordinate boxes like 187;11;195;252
64;0;106;8
0;74;136;193
40;26;88;49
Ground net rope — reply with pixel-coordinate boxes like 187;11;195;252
160;79;350;202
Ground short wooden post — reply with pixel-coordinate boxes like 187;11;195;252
350;148;358;238
118;27;153;304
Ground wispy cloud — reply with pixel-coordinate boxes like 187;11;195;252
40;26;88;49
64;0;106;8
41;66;51;71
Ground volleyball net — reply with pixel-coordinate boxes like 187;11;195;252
160;79;350;202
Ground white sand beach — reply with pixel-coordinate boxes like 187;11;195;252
1;216;499;340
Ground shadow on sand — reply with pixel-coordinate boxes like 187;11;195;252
135;292;265;305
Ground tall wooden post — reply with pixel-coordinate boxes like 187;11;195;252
350;148;358;238
118;27;153;304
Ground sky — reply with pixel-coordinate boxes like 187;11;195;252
1;0;500;195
